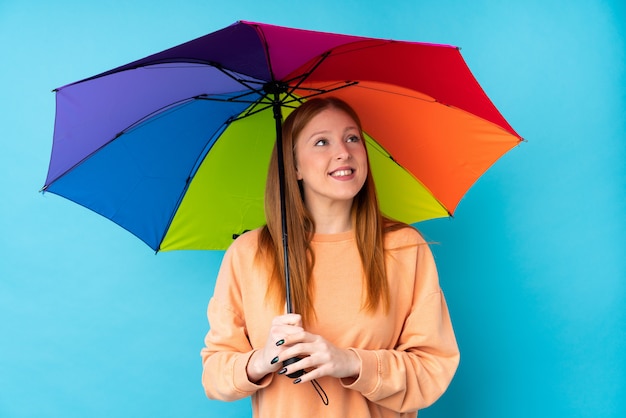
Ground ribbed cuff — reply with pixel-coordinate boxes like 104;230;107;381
233;350;273;393
340;348;380;396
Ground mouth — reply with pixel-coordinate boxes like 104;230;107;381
329;168;354;177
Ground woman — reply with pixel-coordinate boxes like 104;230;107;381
201;97;459;417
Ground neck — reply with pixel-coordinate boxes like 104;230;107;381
306;200;353;234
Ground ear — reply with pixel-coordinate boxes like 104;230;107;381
294;157;303;180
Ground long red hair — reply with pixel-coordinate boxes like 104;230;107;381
258;97;395;324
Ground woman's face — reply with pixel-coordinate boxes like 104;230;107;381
293;107;368;211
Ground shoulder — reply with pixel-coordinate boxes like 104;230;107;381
224;227;263;260
383;220;428;250
215;227;267;291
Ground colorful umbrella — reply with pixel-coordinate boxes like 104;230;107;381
43;21;521;309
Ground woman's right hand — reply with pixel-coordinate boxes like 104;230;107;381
246;314;303;382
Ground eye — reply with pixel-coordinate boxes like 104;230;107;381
346;135;361;143
314;138;328;146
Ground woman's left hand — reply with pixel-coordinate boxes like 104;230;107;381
275;331;361;384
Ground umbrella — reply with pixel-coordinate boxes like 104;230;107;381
43;20;522;313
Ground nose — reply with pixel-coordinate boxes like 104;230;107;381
334;141;351;160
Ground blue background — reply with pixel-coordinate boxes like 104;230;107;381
1;1;624;417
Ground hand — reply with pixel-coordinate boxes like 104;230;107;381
275;330;361;384
246;314;304;382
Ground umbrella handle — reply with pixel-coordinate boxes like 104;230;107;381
283;356;304;378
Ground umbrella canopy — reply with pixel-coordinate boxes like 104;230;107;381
43;20;522;254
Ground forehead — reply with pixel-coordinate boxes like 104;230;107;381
300;107;359;134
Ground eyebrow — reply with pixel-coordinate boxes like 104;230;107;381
307;126;360;140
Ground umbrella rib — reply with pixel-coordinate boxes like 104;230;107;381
283;51;331;93
156;120;232;251
231;102;273;120
198;50;358;123
123;97;201;134
43;97;202;189
354;84;437;103
325;39;393;57
354;84;523;138
196;79;361;124
209;63;267;95
363;134;452;218
252;22;279;82
280;50;361;105
196;94;265;105
55;58;266;90
293;81;360;100
195;95;277;123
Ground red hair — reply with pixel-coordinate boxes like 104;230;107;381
258;97;397;324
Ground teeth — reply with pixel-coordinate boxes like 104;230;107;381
331;169;353;177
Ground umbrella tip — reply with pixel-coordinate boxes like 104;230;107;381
232;230;251;240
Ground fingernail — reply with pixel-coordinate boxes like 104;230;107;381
278;368;287;375
275;339;285;346
293;378;302;384
271;356;279;365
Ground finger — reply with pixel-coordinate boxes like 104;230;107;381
272;313;301;323
280;330;313;348
281;313;302;326
289;362;327;385
275;343;323;374
292;370;315;384
270;324;303;337
269;339;311;367
278;356;309;380
271;326;305;348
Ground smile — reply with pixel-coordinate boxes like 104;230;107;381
330;169;354;177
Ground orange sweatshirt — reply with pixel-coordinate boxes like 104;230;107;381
201;226;459;418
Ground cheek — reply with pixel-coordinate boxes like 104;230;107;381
357;149;369;169
294;157;303;180
294;152;314;181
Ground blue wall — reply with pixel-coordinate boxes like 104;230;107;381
1;1;624;417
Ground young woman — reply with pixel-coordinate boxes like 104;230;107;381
201;97;459;418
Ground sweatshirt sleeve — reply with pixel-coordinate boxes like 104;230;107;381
200;242;273;401
341;239;460;413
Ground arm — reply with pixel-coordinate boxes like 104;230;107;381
201;296;274;401
200;236;309;400
200;243;274;401
342;241;460;412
